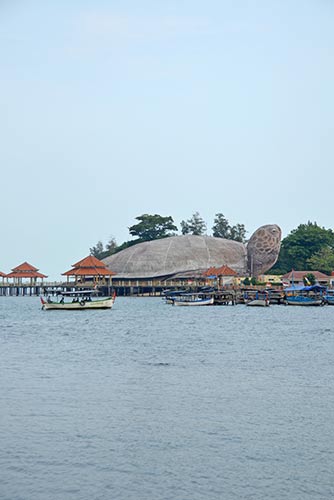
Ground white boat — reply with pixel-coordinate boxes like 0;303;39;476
244;291;270;307
246;298;270;307
172;293;214;306
40;290;116;310
162;289;190;304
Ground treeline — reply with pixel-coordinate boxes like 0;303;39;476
90;216;334;276
271;221;334;275
90;212;246;259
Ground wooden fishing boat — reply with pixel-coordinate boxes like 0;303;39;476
284;285;325;306
172;292;214;306
244;290;270;307
40;290;116;310
162;289;190;304
324;289;334;305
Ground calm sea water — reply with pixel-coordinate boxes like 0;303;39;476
0;296;334;500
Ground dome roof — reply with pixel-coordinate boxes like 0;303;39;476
103;235;246;278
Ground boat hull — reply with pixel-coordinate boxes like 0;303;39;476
285;297;323;306
173;297;214;306
41;297;115;310
324;293;334;305
246;299;269;307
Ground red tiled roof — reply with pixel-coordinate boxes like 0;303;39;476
282;270;330;280
62;267;115;277
11;261;38;272
203;265;237;277
0;271;7;277
7;261;47;278
72;255;107;268
62;255;115;277
6;271;47;278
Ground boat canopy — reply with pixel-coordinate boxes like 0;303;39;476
59;289;100;296
284;285;326;292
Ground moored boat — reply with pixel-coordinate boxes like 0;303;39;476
244;290;270;307
162;289;190;304
284;285;325;306
40;290;116;310
324;289;334;305
172;292;214;306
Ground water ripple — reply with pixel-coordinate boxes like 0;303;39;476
1;297;334;499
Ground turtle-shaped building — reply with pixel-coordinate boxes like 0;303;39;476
103;224;281;279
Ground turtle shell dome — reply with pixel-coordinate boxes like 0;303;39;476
103;235;246;278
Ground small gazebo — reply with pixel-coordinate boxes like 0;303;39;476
62;255;115;287
0;271;7;285
6;262;48;285
203;265;238;287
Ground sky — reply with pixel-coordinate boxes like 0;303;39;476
1;0;333;280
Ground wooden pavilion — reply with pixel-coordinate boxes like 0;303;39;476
62;255;115;287
6;262;47;285
0;271;7;284
203;265;238;287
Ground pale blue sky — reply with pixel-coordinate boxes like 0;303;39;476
1;0;333;280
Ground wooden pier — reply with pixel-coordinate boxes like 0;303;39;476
0;281;284;303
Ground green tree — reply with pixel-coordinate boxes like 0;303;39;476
129;214;177;241
272;221;334;273
106;236;117;255
229;223;247;243
90;236;118;259
307;246;334;275
112;239;139;254
212;213;230;238
212;213;246;242
180;212;207;235
90;240;105;259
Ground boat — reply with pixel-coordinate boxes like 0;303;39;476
163;286;215;304
162;289;190;304
172;292;214;306
244;290;270;307
284;285;325;306
212;290;236;305
323;289;334;305
40;290;116;310
266;289;285;305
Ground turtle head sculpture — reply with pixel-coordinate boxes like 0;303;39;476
246;224;281;276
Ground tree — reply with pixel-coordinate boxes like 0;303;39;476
128;214;177;241
90;240;105;259
212;213;230;238
90;236;118;259
307;246;334;275
106;236;117;255
180;212;206;235
271;221;334;273
229;223;247;243
212;213;246;242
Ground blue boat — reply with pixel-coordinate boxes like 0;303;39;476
284;285;326;306
324;289;334;305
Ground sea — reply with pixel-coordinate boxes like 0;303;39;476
1;296;334;500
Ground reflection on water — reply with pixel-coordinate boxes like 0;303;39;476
1;297;334;500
